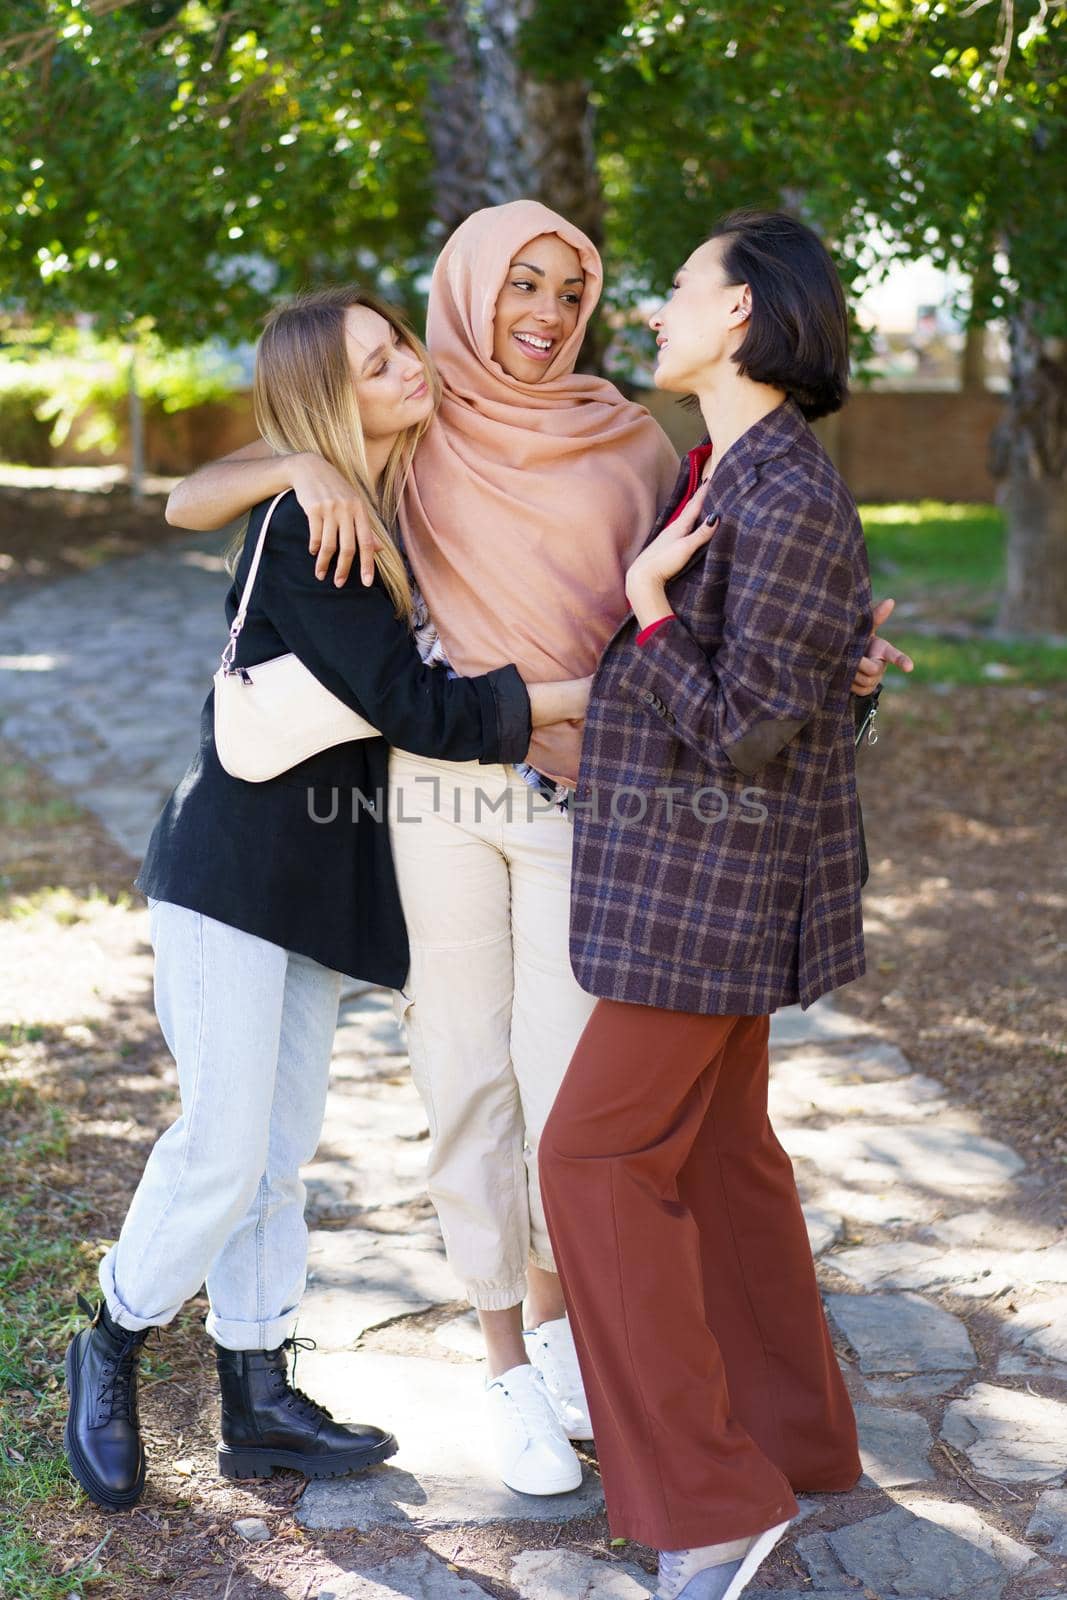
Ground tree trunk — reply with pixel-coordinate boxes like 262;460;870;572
127;343;144;506
425;3;489;236
425;0;603;245
522;78;602;243
960;320;987;393
992;309;1067;636
962;249;995;395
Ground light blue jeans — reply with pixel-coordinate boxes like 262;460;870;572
99;900;342;1350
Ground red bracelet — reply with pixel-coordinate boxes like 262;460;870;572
636;614;676;646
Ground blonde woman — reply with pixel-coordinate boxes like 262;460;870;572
62;286;588;1513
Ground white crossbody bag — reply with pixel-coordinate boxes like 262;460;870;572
213;490;382;782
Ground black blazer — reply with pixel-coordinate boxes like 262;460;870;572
137;491;531;984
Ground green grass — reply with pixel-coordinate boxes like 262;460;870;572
0;1536;106;1600
0;888;132;925
861;500;1006;597
0;766;81;830
859;501;1067;685
0;1028;47;1059
0;1067;102;1599
879;632;1067;686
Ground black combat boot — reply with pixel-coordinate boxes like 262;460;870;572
214;1338;398;1481
63;1294;152;1510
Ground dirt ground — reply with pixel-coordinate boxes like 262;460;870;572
845;683;1067;1195
0;480;186;605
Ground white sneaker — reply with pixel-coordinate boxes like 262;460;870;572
656;1520;793;1600
523;1316;594;1440
485;1363;583;1495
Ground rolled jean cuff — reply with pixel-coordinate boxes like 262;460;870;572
99;1249;174;1333
465;1277;528;1313
205;1305;299;1352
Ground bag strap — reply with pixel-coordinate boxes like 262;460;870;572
219;489;292;673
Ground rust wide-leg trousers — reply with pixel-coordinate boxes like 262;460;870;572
539;1001;860;1551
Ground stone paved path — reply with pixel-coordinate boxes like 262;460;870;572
0;529;230;855
2;536;1066;1597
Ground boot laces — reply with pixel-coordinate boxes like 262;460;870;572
270;1336;333;1421
97;1345;142;1421
78;1293;151;1423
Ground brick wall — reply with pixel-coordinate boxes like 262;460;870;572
56;386;1007;505
143;394;258;474
54;393;257;474
640;387;1007;504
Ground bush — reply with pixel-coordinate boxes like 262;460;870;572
0;321;246;465
0;372;55;466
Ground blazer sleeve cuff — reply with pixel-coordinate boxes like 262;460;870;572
618;616;714;729
635;614;676;646
477;663;532;766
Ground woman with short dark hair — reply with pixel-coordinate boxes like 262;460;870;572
539;211;873;1600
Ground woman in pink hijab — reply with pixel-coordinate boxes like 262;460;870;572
386;203;679;1494
166;201;893;1499
399;201;679;785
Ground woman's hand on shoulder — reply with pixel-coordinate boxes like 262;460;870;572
289;454;384;589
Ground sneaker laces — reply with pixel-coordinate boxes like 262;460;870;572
657;1548;688;1595
492;1370;555;1445
657;1543;750;1599
534;1326;582;1394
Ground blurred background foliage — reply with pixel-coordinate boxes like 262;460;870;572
0;2;1061;339
0;0;1064;628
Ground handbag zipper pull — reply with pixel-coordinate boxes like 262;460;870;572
220;617;246;675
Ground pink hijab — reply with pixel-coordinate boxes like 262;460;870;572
400;199;679;787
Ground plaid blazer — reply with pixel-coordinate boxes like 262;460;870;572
569;398;873;1015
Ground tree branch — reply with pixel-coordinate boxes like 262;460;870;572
0;0;147;68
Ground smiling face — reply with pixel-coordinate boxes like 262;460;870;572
491;233;586;381
648;237;752;393
344;304;434;438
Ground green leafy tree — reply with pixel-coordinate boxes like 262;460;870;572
834;0;1067;633
591;0;1067;634
0;0;617;330
1;1;1064;629
0;0;441;341
0;0;445;491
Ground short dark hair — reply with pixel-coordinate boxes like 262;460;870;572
707;209;850;420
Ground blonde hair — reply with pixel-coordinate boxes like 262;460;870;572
251;285;441;621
